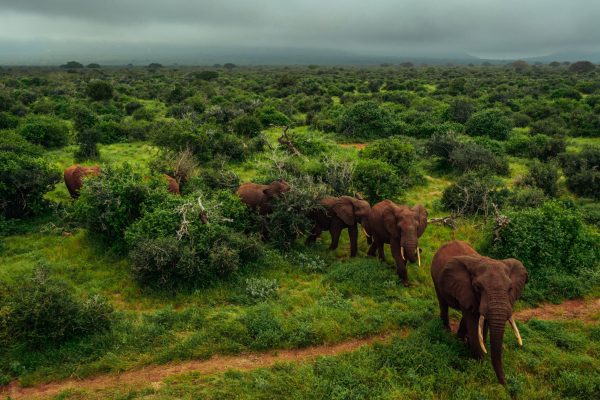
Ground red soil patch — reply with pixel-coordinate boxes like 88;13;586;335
4;298;599;399
2;332;400;400
339;143;367;150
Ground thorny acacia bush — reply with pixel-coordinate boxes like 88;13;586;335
0;132;61;218
441;172;509;216
0;267;113;349
485;201;600;303
125;192;264;289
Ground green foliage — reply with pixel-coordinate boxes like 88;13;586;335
520;161;559;197
75;163;159;248
506;133;566;161
465;108;512;140
486;201;600;303
448;142;509;175
353;159;401;203
338;101;393;140
0;132;60;218
0;112;18;130
441;172;509;216
126;196;264;289
445;98;474;123
18;115;70;148
245;278;279;302
257;106;290;126
231;114;262;137
86;80;113;101
560;147;600;199
360;136;415;175
0;267;112;349
508;187;547;209
75;127;101;161
288;130;335;156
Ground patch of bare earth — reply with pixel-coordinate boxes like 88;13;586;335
2;332;401;400
339;143;367;150
3;298;599;399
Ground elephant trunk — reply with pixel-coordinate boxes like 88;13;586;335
401;239;418;264
487;304;509;385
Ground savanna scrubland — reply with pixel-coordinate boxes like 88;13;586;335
0;62;599;399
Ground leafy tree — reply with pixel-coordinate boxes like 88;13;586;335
17;115;70;148
338;101;393;140
232;114;263;137
60;61;83;69
86;80;113;101
86;63;101;69
568;61;595;73
560;147;600;199
465;108;512;140
353;159;401;203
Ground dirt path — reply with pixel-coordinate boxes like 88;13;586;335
3;298;599;400
339;143;367;150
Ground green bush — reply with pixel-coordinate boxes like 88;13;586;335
75;164;161;248
441;172;509;216
338;101;393;140
508;187;547;209
288;130;334;156
0;132;60;218
445;98;473;123
75;127;101;161
353;159;401;203
485;201;600;303
126;196;263;289
506;133;566;161
18;115;70;148
257;106;290;126
0;267;112;349
86;80;113;101
520;161;559;197
0;112;18;130
232;114;262;137
560;147;600;199
360;136;415;175
465;108;512;140
245;278;279;302
448;142;509;175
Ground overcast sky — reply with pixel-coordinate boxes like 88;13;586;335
1;0;599;64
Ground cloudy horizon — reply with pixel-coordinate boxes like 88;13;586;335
1;0;599;65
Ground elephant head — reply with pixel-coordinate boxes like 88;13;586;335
263;178;291;200
441;256;528;384
325;193;371;226
383;204;428;265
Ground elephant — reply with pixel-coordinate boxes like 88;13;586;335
236;179;290;214
431;240;528;385
305;193;371;257
365;200;428;285
65;164;180;198
64;164;101;198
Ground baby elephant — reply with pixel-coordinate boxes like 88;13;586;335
236;178;290;214
306;193;371;257
431;240;528;385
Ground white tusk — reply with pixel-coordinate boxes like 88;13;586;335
362;227;370;238
509;318;523;347
478;315;487;354
400;246;405;261
417;247;421;267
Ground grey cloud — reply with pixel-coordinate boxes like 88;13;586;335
0;0;599;63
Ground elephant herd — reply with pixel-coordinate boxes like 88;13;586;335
236;178;528;385
64;171;528;385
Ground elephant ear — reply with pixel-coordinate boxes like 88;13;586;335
331;198;355;226
412;205;428;238
440;256;481;312
502;258;528;305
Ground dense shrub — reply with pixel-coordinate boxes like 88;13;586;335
506;133;566;161
441;172;509;216
485;201;600;303
448;142;509;175
0;132;60;218
288;130;334;156
0;112;18;130
75;164;161;248
560;147;600;199
316;156;355;196
508;187;547;209
465;109;512;140
75;127;101;161
520;161;559;197
0;267;113;349
338;101;393;140
257;106;290;126
360;136;415;175
86;80;113;101
445;98;474;123
353;159;401;203
126;196;263;289
232;114;262;137
18;115;70;148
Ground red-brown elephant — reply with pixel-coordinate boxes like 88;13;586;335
431;240;528;385
366;200;428;285
64;164;101;198
64;164;179;198
236;179;290;214
306;193;371;257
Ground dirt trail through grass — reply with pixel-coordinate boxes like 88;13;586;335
3;298;599;400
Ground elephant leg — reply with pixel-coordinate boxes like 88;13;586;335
305;225;322;245
390;240;408;285
367;238;378;256
437;290;450;330
457;317;467;340
465;313;485;360
377;241;385;261
329;218;343;251
348;224;358;257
